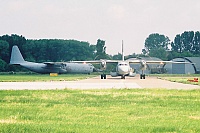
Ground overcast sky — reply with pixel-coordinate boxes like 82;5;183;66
0;0;200;55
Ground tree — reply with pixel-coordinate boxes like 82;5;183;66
171;31;200;57
0;34;98;72
182;31;194;52
149;47;168;60
0;34;26;50
95;39;107;59
144;33;170;59
112;53;122;60
0;40;9;63
144;33;170;53
171;34;183;53
0;59;7;72
192;31;200;55
0;34;26;62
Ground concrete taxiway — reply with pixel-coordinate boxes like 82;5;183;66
0;75;199;90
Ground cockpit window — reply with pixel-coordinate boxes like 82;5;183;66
119;63;128;66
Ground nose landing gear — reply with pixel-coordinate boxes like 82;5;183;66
121;75;125;79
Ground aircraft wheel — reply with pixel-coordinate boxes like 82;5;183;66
101;74;106;79
104;74;106;79
121;75;125;79
143;74;145;79
140;74;145;79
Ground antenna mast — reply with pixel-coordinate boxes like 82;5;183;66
122;40;124;61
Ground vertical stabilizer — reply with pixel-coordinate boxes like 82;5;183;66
122;40;124;61
10;45;25;64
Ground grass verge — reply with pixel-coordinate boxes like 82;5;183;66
1;89;200;132
156;74;200;86
0;74;96;82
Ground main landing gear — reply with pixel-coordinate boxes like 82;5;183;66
101;74;106;79
140;70;145;79
121;75;125;79
140;74;145;79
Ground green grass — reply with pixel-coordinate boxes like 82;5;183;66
1;89;200;132
156;74;200;86
151;74;200;77
0;73;96;82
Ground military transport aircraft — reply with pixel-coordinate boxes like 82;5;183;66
10;45;95;74
71;41;191;79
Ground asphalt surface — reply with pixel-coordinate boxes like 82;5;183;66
0;75;199;90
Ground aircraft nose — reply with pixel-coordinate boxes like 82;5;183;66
118;66;129;74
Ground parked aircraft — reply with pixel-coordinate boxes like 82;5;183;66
10;45;95;74
71;41;191;79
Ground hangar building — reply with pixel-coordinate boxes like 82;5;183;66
164;57;200;74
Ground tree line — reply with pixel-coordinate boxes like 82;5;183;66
0;31;199;72
143;31;200;60
0;34;98;72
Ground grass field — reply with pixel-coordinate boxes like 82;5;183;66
0;73;95;82
1;89;200;133
161;77;200;86
0;73;199;84
157;74;200;86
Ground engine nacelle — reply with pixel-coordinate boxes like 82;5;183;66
100;60;107;70
110;72;118;77
129;72;136;77
128;67;136;77
140;60;147;70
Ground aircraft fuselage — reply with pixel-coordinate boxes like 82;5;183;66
110;61;136;79
116;61;131;76
20;62;94;74
10;45;95;74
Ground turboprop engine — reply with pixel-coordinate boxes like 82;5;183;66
100;60;106;70
128;68;136;77
140;60;147;70
139;60;147;79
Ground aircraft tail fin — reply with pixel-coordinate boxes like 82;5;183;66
10;45;25;64
122;40;124;61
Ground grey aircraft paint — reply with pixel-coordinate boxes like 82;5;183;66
71;41;192;79
10;45;95;74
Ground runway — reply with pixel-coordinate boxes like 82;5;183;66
0;75;199;90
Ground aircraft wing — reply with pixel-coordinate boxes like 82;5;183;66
128;60;193;64
43;62;66;65
70;59;120;64
127;60;142;63
43;62;55;65
145;60;193;64
43;62;64;68
69;60;101;64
